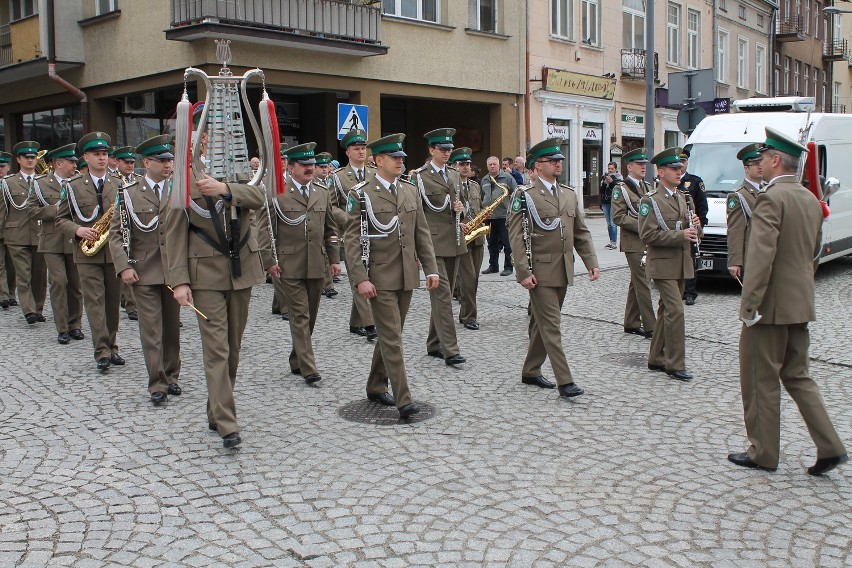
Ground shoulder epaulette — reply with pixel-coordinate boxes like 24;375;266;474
412;165;428;174
399;177;415;187
366;164;377;170
447;164;458;171
332;166;345;174
518;184;533;192
352;180;369;193
66;173;83;183
558;182;573;190
645;188;658;196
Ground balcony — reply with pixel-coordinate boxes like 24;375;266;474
167;0;387;57
620;49;659;81
823;103;847;114
0;25;10;67
824;38;849;61
776;15;805;42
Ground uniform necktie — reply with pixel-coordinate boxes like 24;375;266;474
389;183;396;197
357;170;364;182
96;178;104;211
442;169;448;184
153;183;160;201
301;185;309;200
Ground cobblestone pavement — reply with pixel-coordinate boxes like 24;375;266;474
1;216;850;567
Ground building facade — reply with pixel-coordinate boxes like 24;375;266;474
0;0;526;166
714;0;776;102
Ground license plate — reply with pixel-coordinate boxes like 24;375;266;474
697;259;713;271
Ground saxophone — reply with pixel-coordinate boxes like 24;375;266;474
464;179;510;245
80;176;137;256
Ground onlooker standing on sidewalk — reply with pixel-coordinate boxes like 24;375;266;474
503;157;524;185
600;161;620;249
481;156;517;276
514;156;531;185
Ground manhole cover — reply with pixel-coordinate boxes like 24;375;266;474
338;400;437;425
606;353;648;368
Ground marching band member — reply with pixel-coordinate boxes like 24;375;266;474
0;151;16;309
344;134;439;417
507;138;599;397
450;146;484;331
726;143;763;280
112;145;138;321
314;151;339;300
109;136;182;405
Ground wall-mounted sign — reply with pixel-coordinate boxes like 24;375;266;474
621;112;644;125
544;68;616;100
583;127;602;141
546;122;570;138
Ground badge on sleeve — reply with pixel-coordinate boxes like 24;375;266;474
346;195;357;213
727;195;738;210
612;188;621;200
639;203;650;216
511;196;521;213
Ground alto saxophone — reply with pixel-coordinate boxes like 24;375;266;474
464;180;509;245
80;176;138;256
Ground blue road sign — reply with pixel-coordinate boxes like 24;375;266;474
338;104;369;140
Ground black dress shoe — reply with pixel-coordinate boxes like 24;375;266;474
332;276;341;283
365;325;378;341
684;297;695;306
110;353;125;365
558;383;585;397
499;268;513;276
445;354;466;366
96;357;111;371
427;350;443;358
464;321;480;330
727;452;777;471
25;312;38;324
350;326;368;337
168;383;182;396
70;329;84;340
367;392;395;406
666;369;693;381
57;332;71;344
323;288;338;298
304;373;322;384
522;375;556;389
291;368;301;375
222;432;242;448
398;403;420;418
272;308;281;315
481;266;499;274
624;327;644;336
281;313;289;321
648;363;666;372
35;313;46;322
208;423;218;432
807;454;848;476
644;330;653;339
0;300;8;309
127;311;138;321
150;391;167;405
8;298;17;307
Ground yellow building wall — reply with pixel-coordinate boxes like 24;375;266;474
10;15;39;64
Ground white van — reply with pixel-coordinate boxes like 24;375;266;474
684;96;852;276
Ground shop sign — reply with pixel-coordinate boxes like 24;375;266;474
544;68;616;100
547;122;570;138
621;112;644;126
583;127;602;141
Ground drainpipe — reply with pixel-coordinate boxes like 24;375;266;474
524;0;531;151
46;0;88;130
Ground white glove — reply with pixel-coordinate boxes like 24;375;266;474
741;311;762;327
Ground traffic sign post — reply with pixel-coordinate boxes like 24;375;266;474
337;104;368;140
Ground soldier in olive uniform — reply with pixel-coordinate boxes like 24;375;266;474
343;134;439;418
56;132;124;371
0;152;17;309
258;143;340;384
450;147;484;330
331;129;377;341
507;138;600;397
678;146;708;305
730;127;847;475
4;141;48;324
726;143;763;280
166;160;266;449
638;148;702;381
611;148;655;338
27;144;84;344
409;128;467;366
113;146;139;321
109;136;182;405
314;151;339;300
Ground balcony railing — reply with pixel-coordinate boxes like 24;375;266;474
0;25;11;66
824;38;849;61
824;103;847;114
169;0;384;54
620;49;659;81
776;15;805;42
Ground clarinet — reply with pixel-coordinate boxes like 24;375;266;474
229;206;241;278
264;196;279;267
683;192;700;260
519;192;532;271
359;190;370;271
116;188;134;264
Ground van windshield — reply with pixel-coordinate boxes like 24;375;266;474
686;143;748;196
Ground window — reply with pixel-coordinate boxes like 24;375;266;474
9;0;37;20
96;0;117;15
814;68;819;96
803;64;810;96
687;9;700;69
471;0;496;32
720;0;727;10
623;0;645;49
803;0;810;32
20;106;83;150
716;29;729;83
757;14;764;27
815;2;821;36
756;44;766;94
667;3;681;64
833;10;841;42
833;81;841;109
739;5;746;20
737;37;748;89
383;0;438;23
552;0;572;39
794;60;801;94
581;0;600;45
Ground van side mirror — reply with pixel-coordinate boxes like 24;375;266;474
823;177;840;201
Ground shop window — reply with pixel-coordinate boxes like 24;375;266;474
19;106;82;150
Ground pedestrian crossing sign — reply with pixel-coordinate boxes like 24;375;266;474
338;104;369;140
